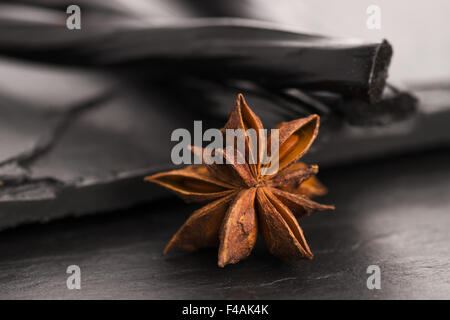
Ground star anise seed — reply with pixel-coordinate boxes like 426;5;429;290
145;94;334;267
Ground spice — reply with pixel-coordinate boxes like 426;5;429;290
145;94;334;267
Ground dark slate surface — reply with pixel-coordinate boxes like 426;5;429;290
1;148;449;299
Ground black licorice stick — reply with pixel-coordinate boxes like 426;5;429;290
98;19;392;103
0;6;392;103
0;4;392;103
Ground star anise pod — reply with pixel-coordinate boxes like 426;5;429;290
145;94;334;267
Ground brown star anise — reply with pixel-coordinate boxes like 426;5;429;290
145;94;334;267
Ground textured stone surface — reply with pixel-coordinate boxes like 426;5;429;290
0;149;449;299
